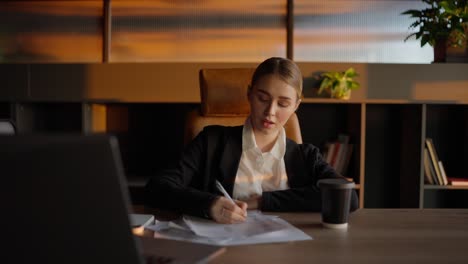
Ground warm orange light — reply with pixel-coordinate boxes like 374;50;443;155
132;226;145;236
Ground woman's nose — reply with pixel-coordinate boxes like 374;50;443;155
264;102;276;116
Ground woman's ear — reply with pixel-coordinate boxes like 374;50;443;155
247;85;253;98
294;98;302;112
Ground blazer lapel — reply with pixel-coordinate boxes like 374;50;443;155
218;126;243;195
284;139;307;188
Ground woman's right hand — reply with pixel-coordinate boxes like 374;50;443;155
209;196;248;224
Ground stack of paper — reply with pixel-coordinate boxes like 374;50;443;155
145;211;312;246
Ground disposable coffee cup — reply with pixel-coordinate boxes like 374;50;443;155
317;178;355;229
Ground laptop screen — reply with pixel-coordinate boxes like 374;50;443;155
1;135;144;264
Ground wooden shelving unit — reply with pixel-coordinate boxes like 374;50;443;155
8;102;83;133
421;104;468;208
299;99;468;209
2;99;467;210
2;99;467;208
2;62;468;208
424;185;468;190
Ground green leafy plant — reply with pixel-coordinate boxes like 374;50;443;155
318;68;360;100
402;0;468;47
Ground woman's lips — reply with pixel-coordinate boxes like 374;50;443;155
262;119;275;128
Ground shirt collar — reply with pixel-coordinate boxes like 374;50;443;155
242;117;286;160
242;117;257;151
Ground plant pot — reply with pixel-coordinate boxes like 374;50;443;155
330;90;351;100
433;38;447;63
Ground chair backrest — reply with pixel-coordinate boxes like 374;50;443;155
0;119;16;135
184;68;302;144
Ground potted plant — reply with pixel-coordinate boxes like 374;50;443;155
402;0;468;62
317;67;360;100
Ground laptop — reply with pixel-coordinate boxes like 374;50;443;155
0;134;225;264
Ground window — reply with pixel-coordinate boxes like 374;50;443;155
294;0;432;63
110;0;286;62
0;1;103;62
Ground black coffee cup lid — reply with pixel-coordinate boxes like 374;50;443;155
317;178;355;189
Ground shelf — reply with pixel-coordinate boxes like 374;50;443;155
1;59;467;210
422;104;468;208
424;185;468;190
14;102;83;133
423;188;468;208
301;98;412;104
364;104;422;208
301;98;468;105
4;98;467;209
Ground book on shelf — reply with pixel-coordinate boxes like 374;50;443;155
323;134;353;176
324;142;335;164
337;134;350;145
329;142;341;168
423;148;435;185
438;161;448;186
334;143;347;174
340;144;354;176
425;138;446;185
447;177;468;186
323;142;333;164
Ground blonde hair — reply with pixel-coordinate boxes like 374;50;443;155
250;57;303;100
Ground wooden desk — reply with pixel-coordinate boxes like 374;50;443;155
138;208;468;263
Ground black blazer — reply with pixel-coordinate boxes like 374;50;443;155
145;125;358;217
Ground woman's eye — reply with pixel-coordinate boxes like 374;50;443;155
257;95;270;102
278;101;290;108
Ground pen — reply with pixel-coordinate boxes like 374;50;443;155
215;180;235;204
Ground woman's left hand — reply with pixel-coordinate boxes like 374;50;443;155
239;194;262;210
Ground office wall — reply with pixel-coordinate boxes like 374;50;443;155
1;63;468;103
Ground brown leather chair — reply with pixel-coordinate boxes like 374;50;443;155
184;68;302;144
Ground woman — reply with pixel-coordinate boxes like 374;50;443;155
145;57;358;224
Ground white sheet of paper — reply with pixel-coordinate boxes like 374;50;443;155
183;211;286;239
221;217;312;245
145;211;312;246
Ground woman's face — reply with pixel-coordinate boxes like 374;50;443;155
248;74;300;137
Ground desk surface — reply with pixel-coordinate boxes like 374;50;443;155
140;208;468;263
213;209;468;264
